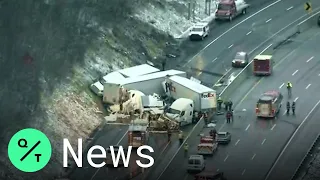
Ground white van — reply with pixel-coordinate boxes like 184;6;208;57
187;155;205;172
189;22;210;40
166;98;194;126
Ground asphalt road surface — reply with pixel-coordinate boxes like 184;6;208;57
69;0;320;179
156;27;320;180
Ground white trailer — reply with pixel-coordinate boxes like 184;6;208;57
164;75;217;112
103;70;187;101
90;64;159;96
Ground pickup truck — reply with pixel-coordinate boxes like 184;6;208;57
215;0;249;21
197;136;218;155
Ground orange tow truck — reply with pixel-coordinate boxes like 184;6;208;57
197;135;218;155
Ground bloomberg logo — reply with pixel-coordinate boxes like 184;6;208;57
63;139;154;168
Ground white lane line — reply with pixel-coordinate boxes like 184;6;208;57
217;169;220;171
266;18;272;23
235;139;240;146
306;56;314;62
246;31;252;35
242;169;246;175
188;59;192;63
292;70;298;76
245;124;251;131
283;111;287;116
294;97;299;102
156;118;203;180
224;155;229;162
261;139;266;145
184;0;282;66
306;84;311;89
318;74;320;76
265;99;320;179
251;153;256;160
286;6;293;11
271;124;276;131
228;44;234;49
279;83;284;88
212;57;217;62
90;130;128;180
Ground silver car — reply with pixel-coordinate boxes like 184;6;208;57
217;132;231;144
232;52;248;68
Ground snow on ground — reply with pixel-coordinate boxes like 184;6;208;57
135;0;218;38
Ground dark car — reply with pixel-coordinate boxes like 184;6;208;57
232;52;248;68
216;132;231;144
194;171;227;180
105;145;124;167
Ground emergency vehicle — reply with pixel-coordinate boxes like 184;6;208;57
128;124;149;148
189;22;210;40
197;135;218;155
256;90;283;118
215;0;249;21
253;55;273;76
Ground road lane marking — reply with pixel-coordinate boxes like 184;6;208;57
246;31;252;35
90;130;128;180
261;139;266;145
286;6;293;11
266;18;272;23
235;139;240;146
251;153;256;160
242;169;246;175
188;59;192;63
271;124;276;130
294;97;299;102
265;99;320;179
245;124;251;131
279;83;284;88
212;57;217;62
306;56;314;62
228;44;234;49
184;0;282;66
292;70;298;76
224;155;229;162
306;84;311;89
156;116;203;180
217;169;220;171
283;111;287;116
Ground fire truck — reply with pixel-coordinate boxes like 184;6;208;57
256;90;283;118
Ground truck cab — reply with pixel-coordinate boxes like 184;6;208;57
166;98;194;126
253;55;273;76
256;90;283;118
128;125;149;148
189;23;210;41
215;0;248;21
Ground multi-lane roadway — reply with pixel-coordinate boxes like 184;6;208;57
68;0;320;179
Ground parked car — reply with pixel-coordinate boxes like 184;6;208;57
187;155;205;173
189;22;210;41
216;132;231;144
232;51;248;68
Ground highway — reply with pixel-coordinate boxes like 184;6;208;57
68;0;320;179
155;26;320;180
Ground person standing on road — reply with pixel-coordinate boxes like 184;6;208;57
217;96;223;112
178;131;184;144
184;143;189;157
228;99;233;111
292;101;295;115
226;111;231;123
286;101;290;114
224;101;229;111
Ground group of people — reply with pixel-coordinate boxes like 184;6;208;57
286;101;295;114
217;96;234;123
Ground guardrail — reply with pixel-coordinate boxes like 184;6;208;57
290;133;320;180
218;9;320;100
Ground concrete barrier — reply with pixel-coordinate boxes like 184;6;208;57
297;10;320;34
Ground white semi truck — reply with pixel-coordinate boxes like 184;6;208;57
103;69;187;103
90;64;160;96
163;75;217;112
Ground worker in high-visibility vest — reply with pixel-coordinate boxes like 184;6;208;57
178;131;184;144
184;143;189;157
